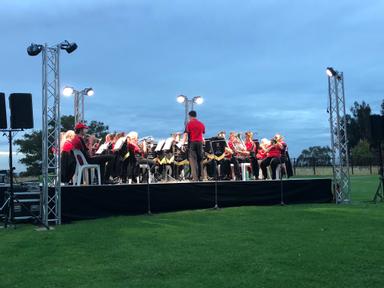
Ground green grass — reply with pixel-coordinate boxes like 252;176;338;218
1;176;383;288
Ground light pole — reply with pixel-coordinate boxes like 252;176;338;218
63;86;94;124
27;40;78;226
176;95;204;126
326;67;350;203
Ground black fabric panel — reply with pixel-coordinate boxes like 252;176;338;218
150;182;215;213
59;179;332;221
59;184;148;221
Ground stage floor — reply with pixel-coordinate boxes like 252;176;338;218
59;178;333;221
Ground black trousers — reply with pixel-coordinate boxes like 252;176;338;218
88;154;114;183
250;156;259;178
188;141;204;181
220;157;241;180
260;157;281;180
61;151;76;183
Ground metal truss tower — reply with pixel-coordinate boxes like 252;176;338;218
41;44;62;225
28;40;77;226
327;67;351;203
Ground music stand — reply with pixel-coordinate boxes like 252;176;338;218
210;138;227;209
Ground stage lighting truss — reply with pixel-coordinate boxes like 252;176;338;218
28;40;77;226
327;67;351;203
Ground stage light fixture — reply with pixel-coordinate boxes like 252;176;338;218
326;67;337;77
27;43;43;56
85;88;94;96
63;86;74;96
60;40;78;54
193;96;204;105
177;95;186;103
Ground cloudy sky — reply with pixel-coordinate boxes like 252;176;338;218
0;0;383;172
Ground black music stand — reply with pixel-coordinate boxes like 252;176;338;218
210;138;227;209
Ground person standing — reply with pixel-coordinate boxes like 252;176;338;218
183;110;205;181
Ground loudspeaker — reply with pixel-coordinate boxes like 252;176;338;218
9;93;34;129
369;115;384;143
0;92;6;129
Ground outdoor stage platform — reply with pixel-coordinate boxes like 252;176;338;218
58;178;333;221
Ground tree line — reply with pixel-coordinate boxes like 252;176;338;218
296;99;383;166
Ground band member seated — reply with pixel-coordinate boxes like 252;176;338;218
121;131;147;183
260;136;283;180
274;134;293;178
245;131;259;180
60;130;76;184
220;132;242;180
182;110;205;181
71;122;114;184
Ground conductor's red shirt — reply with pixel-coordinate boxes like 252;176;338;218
185;118;205;142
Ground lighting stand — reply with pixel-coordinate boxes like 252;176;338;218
1;130;49;229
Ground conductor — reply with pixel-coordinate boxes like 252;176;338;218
183;110;206;181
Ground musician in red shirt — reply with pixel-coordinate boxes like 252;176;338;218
245;131;259;180
60;130;76;184
72;122;114;184
183;110;205;181
260;136;283;180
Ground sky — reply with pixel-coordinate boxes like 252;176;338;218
0;0;383;172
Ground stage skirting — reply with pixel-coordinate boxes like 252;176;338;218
58;178;333;221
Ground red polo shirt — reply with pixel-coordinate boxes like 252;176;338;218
71;134;86;151
62;140;74;152
185;118;205;142
267;144;281;158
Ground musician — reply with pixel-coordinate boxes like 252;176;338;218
260;136;283;180
182;110;205;181
71;122;114;184
121;131;146;183
220;132;242;180
60;130;76;184
274;134;293;178
245;131;259;180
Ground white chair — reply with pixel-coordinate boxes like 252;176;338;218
240;163;251;181
72;149;101;186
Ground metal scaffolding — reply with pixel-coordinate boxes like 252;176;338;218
41;44;62;225
327;68;351;203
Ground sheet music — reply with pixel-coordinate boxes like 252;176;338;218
114;136;127;151
96;143;109;155
163;137;174;150
155;139;165;152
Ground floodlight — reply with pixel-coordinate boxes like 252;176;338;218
60;40;78;54
27;43;43;56
177;95;186;103
85;88;94;96
326;67;337;77
63;86;74;96
193;96;204;105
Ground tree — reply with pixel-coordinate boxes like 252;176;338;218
14;131;42;176
14;115;109;175
350;140;375;165
350;101;371;141
296;146;332;166
61;115;75;131
381;99;384;116
87;120;109;139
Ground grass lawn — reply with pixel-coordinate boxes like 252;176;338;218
0;176;383;288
